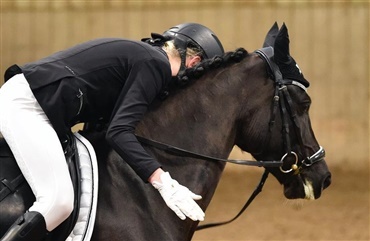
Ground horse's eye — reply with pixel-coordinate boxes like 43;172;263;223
301;102;310;113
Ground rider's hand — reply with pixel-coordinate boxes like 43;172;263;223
151;172;205;221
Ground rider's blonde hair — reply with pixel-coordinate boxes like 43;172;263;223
163;41;203;59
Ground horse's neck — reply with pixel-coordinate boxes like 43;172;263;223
138;70;246;159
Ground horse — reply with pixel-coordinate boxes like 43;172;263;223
0;22;331;241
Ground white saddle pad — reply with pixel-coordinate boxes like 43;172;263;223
66;132;99;241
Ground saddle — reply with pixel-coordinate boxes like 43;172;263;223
0;132;98;241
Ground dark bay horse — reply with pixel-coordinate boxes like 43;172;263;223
0;23;331;241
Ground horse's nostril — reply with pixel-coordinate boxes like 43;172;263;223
322;173;332;189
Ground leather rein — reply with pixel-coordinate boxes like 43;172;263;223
136;47;325;230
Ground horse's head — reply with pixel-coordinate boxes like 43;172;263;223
236;23;331;200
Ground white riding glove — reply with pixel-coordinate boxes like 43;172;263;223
152;172;205;221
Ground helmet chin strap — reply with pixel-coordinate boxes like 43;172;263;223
177;49;188;78
170;37;191;86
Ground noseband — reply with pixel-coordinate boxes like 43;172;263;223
255;47;325;174
279;146;325;174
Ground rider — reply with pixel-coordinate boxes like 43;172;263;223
0;23;224;240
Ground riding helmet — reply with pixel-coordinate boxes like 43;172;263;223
141;23;225;87
162;22;224;59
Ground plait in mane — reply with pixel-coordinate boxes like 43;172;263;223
177;48;248;86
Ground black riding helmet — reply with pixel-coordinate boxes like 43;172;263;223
142;23;224;78
163;22;224;60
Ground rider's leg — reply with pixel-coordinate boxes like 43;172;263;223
0;74;74;236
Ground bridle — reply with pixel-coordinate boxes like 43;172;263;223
136;47;325;230
255;46;325;174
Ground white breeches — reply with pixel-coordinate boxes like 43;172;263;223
0;74;74;231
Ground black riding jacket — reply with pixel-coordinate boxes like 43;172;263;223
16;38;172;181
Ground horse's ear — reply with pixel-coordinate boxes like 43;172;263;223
274;22;290;63
274;23;310;87
263;22;279;47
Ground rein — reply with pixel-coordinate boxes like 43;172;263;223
136;135;272;231
136;136;283;168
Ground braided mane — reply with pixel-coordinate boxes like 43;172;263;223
157;48;249;100
177;48;249;85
